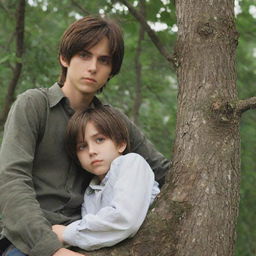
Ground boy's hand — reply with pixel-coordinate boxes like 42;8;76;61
53;248;86;256
52;224;66;243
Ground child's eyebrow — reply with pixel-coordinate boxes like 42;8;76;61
91;132;105;138
77;141;87;145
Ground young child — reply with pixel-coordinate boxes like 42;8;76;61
52;105;160;251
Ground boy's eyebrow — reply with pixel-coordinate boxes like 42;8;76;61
79;49;91;54
82;48;112;58
100;54;112;58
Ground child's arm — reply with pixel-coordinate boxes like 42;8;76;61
53;248;86;256
52;225;66;243
60;153;159;251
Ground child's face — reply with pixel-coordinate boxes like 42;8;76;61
76;121;126;181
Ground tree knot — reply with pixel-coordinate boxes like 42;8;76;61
197;22;214;38
211;100;236;123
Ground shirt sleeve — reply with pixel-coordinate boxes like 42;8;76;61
0;91;62;256
63;153;159;251
109;106;171;187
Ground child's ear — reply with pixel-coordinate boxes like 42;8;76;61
118;142;127;154
60;55;69;67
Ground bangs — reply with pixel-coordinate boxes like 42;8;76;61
73;29;109;54
62;24;117;61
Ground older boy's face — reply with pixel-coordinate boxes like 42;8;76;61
60;37;112;98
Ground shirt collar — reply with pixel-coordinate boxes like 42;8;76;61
86;172;110;194
87;177;104;193
48;83;65;108
47;82;102;109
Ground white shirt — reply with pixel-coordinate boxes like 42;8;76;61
63;153;160;251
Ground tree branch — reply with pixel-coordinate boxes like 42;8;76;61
115;0;175;66
0;0;14;17
70;0;91;15
132;0;145;125
235;97;256;115
211;96;256;123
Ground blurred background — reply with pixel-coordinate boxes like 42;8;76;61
0;1;255;255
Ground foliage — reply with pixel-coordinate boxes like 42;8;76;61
234;1;256;255
0;0;255;254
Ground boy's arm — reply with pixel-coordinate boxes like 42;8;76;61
0;92;62;256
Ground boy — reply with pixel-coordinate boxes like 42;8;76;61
0;15;170;256
52;105;160;251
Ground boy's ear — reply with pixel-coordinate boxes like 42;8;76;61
60;55;69;67
118;142;127;154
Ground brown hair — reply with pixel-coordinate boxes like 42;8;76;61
66;105;130;164
58;15;124;91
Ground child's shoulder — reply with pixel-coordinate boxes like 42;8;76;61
108;153;153;182
118;152;146;163
111;153;150;172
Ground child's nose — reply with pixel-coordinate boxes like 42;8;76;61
88;144;97;156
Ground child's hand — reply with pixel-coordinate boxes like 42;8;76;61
53;248;86;256
52;224;66;243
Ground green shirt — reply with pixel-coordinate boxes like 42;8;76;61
0;83;170;256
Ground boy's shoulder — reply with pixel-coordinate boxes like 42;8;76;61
17;87;49;103
16;83;62;108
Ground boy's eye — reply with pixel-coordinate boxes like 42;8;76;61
78;51;90;59
99;56;111;65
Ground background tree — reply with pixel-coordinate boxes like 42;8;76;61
0;0;255;255
0;0;25;124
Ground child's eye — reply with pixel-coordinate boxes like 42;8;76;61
95;137;105;144
77;143;87;151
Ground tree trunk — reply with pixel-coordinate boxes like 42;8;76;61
171;0;240;254
0;0;25;125
79;1;241;255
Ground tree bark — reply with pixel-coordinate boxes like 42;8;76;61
171;0;240;255
0;0;25;125
78;1;242;255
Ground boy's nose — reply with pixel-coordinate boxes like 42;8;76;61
88;58;97;73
